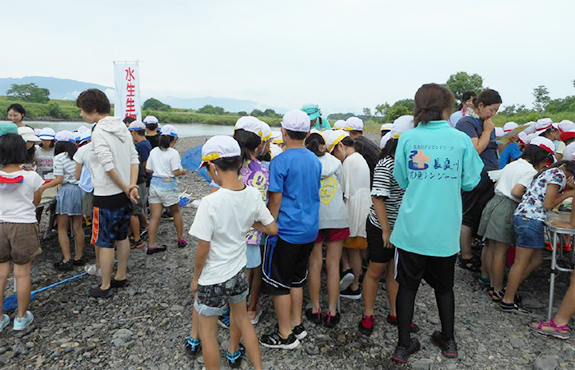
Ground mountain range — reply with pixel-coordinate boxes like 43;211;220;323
0;76;286;113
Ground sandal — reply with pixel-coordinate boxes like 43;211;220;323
488;288;502;302
458;255;481;272
530;319;571;340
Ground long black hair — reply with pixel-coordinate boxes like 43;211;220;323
0;133;28;166
381;138;399;159
54;141;77;160
340;136;364;155
522;144;553;168
233;129;261;162
305;132;326;157
159;135;176;151
534;159;575;181
26;146;36;164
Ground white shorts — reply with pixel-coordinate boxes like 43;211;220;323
149;177;179;207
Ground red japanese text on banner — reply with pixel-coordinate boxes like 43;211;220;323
114;62;141;120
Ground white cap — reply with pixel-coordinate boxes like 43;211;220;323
55;130;77;143
143;116;159;124
559;120;575;133
270;143;283;158
333;120;346;129
495;127;504;138
18;127;41;143
380;123;393;132
525;133;538;144
200;135;241;166
37;127;56;141
390;115;414;139
503;122;518;132
128;120;146;131
260;122;272;141
529;136;556;155
79;131;91;143
517;131;529;145
535;118;554;134
271;131;283;144
77;126;90;133
380;131;392;149
309;129;326;140
235;116;263;137
281;110;311;133
160;124;178;137
325;129;349;153
344;117;363;132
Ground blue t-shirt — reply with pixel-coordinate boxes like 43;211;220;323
499;143;522;169
269;148;322;244
136;140;153;162
456;116;499;170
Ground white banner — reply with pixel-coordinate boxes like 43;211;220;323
114;62;141;120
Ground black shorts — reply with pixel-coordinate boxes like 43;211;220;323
366;218;395;264
262;235;314;295
395;248;457;294
461;168;495;235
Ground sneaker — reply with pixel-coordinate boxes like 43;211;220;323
13;311;34;331
73;257;86;266
358;315;375;336
218;308;230;329
184;336;201;358
340;269;354;291
500;301;531;315
0;314;9;332
430;331;458;358
147;245;167;255
392;338;421;363
178;239;188;248
323;311;340;328
226;344;245;369
387;315;420;333
54;259;73;271
111;279;129;288
88;286;113;299
293;323;307;340
248;309;263;325
260;330;300;349
140;228;148;238
84;264;102;277
305;308;323;325
340;286;362;299
162;211;174;221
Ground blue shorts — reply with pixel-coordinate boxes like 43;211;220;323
513;215;545;249
246;244;261;269
91;204;132;248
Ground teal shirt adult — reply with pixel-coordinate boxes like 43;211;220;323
313;117;331;131
390;120;483;257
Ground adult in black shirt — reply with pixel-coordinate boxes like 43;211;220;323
143;115;161;148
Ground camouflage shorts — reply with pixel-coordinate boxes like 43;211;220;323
194;268;249;316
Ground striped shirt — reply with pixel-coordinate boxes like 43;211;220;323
53;152;79;185
368;156;405;230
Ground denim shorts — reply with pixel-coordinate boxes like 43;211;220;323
513;215;545;249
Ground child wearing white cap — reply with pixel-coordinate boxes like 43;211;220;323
146;125;187;254
189;135;277;370
343;116;380;183
40;131;85;271
478;137;554;310
35;127;56;179
260;110;322;350
143;115;161;148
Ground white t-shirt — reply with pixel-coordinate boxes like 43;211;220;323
492;158;537;202
0;170;44;223
563;142;575;161
189;186;275;285
53;153;79;185
73;144;93;193
35;146;55;178
146;147;181;178
342;152;372;237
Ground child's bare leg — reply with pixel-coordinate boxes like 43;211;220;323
72;215;84;259
349;249;363;290
57;215;71;261
247;266;262;313
308;242;323;312
197;314;220;370
168;204;184;240
0;261;10;317
362;262;385;316
326;240;344;313
14;262;32;318
230;299;262;370
386;261;399;317
190;293;200;338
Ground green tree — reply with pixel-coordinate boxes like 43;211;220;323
500;105;517;115
250;109;264;116
198;105;225;115
238;111;248;116
532;85;551;112
143;97;171;111
445;72;484;101
263;109;278;117
47;103;66;119
375;103;389;117
6;83;50;103
362;108;372;117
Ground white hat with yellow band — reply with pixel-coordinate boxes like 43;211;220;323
389;115;414;139
344;117;363;132
325;129;349;153
260;121;272;141
234;116;263;137
271;131;283;144
199;135;241;168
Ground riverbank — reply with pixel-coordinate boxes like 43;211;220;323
0;135;573;369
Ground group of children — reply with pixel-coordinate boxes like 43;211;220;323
3;86;575;367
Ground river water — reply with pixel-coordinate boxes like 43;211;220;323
0;120;234;138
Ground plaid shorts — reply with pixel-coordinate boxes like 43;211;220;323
194;268;249;316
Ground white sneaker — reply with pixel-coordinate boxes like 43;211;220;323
13;311;34;331
0;314;9;332
249;309;263;325
84;264;102;277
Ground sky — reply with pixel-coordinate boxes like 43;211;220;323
2;0;575;114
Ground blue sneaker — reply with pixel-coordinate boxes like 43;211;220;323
0;314;9;332
184;336;201;358
218;307;230;329
226;344;245;369
13;311;34;331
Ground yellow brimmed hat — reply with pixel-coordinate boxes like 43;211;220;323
260;121;272;141
325;130;349;153
199;135;241;168
390;115;414;139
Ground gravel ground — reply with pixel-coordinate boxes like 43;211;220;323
1;134;574;369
